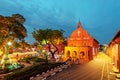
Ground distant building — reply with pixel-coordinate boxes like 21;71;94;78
63;22;99;63
106;30;120;72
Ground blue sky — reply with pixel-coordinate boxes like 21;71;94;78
0;0;120;44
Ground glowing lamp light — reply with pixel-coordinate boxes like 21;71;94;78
7;42;12;46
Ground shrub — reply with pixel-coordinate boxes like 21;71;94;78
4;62;63;80
19;56;47;63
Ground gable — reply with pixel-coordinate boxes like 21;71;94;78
112;30;120;41
67;22;99;47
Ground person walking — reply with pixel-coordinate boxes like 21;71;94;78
76;58;79;64
67;57;72;67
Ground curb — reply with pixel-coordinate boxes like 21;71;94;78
30;64;69;80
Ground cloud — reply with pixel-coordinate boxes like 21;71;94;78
1;0;120;44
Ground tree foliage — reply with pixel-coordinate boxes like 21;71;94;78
32;28;65;58
19;40;30;48
99;44;105;51
0;14;27;48
32;29;65;44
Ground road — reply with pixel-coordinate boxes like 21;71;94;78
46;52;116;80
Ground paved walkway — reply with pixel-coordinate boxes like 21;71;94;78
45;52;117;80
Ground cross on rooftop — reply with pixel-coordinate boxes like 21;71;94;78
77;31;80;36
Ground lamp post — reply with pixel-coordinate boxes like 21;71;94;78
1;42;12;69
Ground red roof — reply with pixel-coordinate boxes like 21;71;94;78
68;22;99;46
109;29;120;45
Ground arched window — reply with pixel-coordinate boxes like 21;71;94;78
80;51;85;58
67;51;70;57
73;51;77;56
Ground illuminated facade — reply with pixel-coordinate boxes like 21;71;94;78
64;22;99;63
106;30;120;72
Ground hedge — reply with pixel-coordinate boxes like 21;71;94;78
4;62;63;80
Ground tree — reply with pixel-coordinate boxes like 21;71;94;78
99;44;105;52
0;14;27;69
0;14;27;49
32;28;65;58
19;40;30;49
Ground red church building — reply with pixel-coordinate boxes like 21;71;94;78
64;22;99;63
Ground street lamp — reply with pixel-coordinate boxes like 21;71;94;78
1;42;12;69
7;42;12;46
6;41;12;56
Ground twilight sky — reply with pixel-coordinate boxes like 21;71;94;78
0;0;120;44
